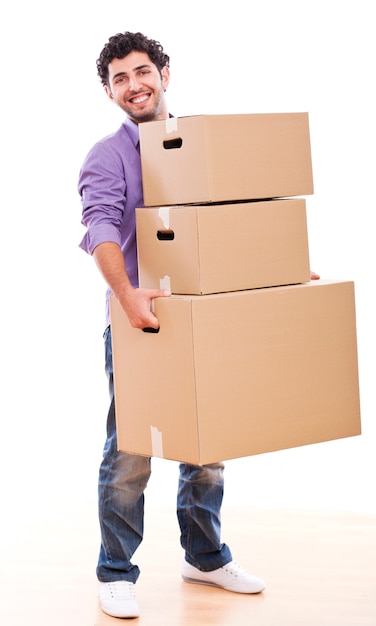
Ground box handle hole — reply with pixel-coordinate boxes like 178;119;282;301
163;138;183;150
157;229;175;241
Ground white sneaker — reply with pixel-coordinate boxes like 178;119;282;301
98;581;140;618
181;559;266;594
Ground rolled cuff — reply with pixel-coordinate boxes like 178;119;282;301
79;223;122;255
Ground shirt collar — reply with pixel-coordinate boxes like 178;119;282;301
123;116;140;148
123;113;174;148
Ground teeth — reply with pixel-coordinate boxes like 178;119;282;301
132;94;148;104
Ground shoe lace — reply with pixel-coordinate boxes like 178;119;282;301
107;581;136;599
223;561;246;578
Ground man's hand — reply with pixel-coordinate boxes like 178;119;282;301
310;270;320;280
93;242;171;329
119;286;171;330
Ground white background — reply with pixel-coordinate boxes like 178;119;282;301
0;0;375;523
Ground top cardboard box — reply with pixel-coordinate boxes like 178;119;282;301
139;113;314;206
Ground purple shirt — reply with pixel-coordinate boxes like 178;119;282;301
78;116;143;328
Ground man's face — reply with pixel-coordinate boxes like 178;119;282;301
105;51;170;124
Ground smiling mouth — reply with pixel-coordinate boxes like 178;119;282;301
129;93;150;104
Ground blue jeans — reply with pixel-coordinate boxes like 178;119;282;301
97;326;232;583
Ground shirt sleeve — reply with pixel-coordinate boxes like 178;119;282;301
78;139;126;255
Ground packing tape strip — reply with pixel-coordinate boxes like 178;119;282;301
150;426;164;458
165;117;178;133
158;206;170;229
160;275;171;291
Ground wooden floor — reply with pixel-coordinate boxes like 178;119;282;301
1;502;376;626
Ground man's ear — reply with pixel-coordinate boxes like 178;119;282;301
104;84;114;102
161;66;170;92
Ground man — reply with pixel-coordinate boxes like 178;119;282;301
78;31;267;619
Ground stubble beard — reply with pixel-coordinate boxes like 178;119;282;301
123;87;165;124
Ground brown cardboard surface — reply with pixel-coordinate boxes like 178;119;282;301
139;113;314;206
110;280;361;465
136;198;311;294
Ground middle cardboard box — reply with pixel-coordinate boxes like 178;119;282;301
136;198;311;294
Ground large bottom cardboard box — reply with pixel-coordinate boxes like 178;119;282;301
136;198;311;294
110;280;361;465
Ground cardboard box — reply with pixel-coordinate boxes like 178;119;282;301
139;113;314;206
136;198;311;294
110;280;361;465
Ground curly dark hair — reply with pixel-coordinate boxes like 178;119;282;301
96;31;170;86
